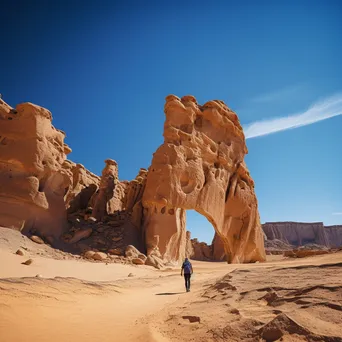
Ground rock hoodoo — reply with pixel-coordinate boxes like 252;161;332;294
0;95;266;264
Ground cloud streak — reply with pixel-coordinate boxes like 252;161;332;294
332;212;342;216
243;93;342;139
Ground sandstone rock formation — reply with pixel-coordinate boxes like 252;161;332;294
142;95;265;264
262;222;342;248
92;159;118;220
0;95;265;265
64;162;100;214
188;233;227;261
0;99;72;243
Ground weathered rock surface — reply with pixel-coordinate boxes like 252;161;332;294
92;159;118;221
143;95;265;264
191;238;212;261
0;100;71;241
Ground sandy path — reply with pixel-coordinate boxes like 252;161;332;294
1;251;342;342
0;271;214;342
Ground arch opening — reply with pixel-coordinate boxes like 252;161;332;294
186;210;226;262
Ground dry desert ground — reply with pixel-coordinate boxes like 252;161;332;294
0;228;341;342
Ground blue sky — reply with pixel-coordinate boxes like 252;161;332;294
2;0;341;243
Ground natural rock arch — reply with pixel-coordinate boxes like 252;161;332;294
142;95;266;264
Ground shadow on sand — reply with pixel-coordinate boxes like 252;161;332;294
155;292;183;296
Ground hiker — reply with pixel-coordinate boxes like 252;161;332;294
181;257;193;292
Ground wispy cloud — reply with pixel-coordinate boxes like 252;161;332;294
251;83;306;103
332;212;342;216
243;92;342;139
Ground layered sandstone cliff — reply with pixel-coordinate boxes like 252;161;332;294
325;225;342;248
142;95;265;263
262;222;342;248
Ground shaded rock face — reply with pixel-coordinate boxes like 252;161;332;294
189;233;227;262
143;95;265;264
191;238;212;261
325;225;342;248
262;222;342;248
0;100;72;241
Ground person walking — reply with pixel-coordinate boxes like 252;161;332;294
181;257;193;292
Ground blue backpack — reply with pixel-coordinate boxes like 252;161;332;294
183;261;192;274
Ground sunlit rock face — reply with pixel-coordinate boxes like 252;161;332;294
0;100;72;242
143;95;266;264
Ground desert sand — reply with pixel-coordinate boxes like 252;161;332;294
1;228;341;342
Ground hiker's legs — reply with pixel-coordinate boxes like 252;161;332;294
184;274;188;290
184;274;191;291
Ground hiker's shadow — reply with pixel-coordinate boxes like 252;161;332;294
155;292;183;296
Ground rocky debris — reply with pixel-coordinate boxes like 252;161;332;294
284;249;329;258
142;95;265;264
35;274;42;278
128;273;134;277
15;248;25;256
22;259;33;265
264;239;293;251
30;235;45;244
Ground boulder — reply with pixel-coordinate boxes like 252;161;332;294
16;249;25;256
93;252;108;261
67;228;92;244
30;235;45;244
108;248;122;255
22;259;33;265
125;245;142;258
132;258;145;265
84;250;96;259
145;255;164;269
